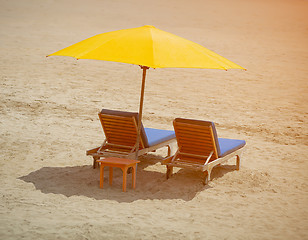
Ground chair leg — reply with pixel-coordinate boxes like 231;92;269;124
167;145;171;157
166;166;173;179
203;169;211;185
93;156;99;169
236;155;241;170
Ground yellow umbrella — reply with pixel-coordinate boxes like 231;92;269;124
48;25;245;159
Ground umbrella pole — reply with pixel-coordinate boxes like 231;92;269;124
135;66;149;160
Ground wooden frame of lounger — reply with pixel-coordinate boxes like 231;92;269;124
162;120;245;185
86;113;175;168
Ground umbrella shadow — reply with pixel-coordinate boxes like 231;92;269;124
19;154;238;202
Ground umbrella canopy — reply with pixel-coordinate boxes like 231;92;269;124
48;25;244;70
48;25;245;159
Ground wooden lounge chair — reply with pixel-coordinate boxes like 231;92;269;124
86;109;176;168
162;118;246;185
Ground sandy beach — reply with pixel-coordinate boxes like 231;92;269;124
1;0;307;239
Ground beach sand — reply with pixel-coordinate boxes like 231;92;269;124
0;0;307;239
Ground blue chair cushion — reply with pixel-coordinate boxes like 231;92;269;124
218;138;246;157
144;128;176;147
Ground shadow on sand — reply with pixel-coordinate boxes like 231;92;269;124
19;154;238;202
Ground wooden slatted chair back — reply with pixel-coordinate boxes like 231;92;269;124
173;118;219;164
99;113;145;152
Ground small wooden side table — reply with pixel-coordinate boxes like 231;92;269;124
96;157;140;192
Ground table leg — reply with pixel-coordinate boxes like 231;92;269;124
132;165;136;189
109;167;113;186
100;165;104;189
122;167;127;192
